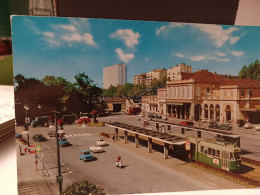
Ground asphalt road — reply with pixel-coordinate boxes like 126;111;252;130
24;115;247;194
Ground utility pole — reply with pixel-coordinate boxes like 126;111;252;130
53;110;63;194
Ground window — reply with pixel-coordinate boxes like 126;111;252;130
216;150;220;157
230;91;233;97
241;90;245;97
200;146;204;153
249;90;253;97
224;91;227;96
208;148;212;155
206;87;211;93
212;149;216;156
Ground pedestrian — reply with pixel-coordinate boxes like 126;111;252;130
24;147;27;154
58;117;64;130
112;134;115;142
19;146;21;155
116;155;121;162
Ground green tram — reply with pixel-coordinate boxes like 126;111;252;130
187;136;241;172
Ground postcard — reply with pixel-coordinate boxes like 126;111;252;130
11;15;260;194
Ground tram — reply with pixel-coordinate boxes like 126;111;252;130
188;136;241;172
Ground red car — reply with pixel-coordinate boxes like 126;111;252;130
180;121;194;126
77;117;91;124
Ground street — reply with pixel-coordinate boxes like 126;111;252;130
15;115;253;194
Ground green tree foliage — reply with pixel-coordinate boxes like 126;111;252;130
62;180;105;195
238;60;260;81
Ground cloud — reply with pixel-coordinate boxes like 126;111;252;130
115;48;134;63
43;32;54;38
45;39;61;47
145;57;150;61
61;33;97;47
230;36;240;45
231;50;244;56
60;25;76;32
192;24;239;47
217;52;226;57
156;22;240;47
156;22;185;35
189;55;206;61
111;29;140;48
188;54;230;62
176;53;184;58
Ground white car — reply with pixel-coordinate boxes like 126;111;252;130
96;139;109;146
244;123;253;129
255;125;260;131
89;145;104;153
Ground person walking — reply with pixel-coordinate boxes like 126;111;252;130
19;146;22;155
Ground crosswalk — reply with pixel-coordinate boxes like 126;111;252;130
18;180;38;195
49;133;90;138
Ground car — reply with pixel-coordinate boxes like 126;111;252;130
15;133;22;139
32;134;47;142
77;117;91;124
96;139;109;146
255;125;260;131
48;131;66;138
58;138;71;147
208;122;219;129
89;145;104;153
244;123;253;129
218;124;232;130
79;150;94;161
48;131;57;137
180;121;194;126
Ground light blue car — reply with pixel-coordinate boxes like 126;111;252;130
58;138;71;147
79;150;94;162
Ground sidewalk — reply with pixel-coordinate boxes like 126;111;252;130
16;140;58;195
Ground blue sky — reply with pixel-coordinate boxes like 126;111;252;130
12;16;260;87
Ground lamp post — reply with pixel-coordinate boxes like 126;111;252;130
24;104;30;147
52;110;63;194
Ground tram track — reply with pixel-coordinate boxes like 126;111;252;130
0;118;15;143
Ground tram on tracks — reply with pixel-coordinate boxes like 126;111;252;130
188;136;241;172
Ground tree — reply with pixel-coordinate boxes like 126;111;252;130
238;60;260;81
62;180;105;195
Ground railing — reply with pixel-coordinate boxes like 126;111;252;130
0;118;15;143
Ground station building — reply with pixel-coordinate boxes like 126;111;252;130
143;69;260;124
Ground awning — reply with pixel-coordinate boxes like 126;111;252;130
166;103;183;106
239;108;260;112
172;141;186;145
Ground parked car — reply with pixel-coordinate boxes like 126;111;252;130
58;138;71;147
244;123;253;129
32;134;47;142
77;117;91;124
255;125;260;131
180;121;194;126
89;145;104;153
79;150;94;162
218;124;232;130
96;139;109;146
15;133;22;139
48;131;66;137
208;122;219;129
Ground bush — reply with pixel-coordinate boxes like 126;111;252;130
62;180;105;195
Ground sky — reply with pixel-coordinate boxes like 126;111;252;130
11;15;260;87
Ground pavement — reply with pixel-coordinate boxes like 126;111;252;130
16;131;58;195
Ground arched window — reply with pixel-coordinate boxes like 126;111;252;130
206;86;211;93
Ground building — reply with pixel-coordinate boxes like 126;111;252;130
146;68;167;86
167;63;192;81
133;73;146;85
103;63;127;89
150;69;260;124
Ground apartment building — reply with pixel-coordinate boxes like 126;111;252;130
146;68;167;86
133;73;146;85
167;63;192;81
103;63;127;89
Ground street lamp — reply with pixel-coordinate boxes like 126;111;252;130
23;104;30;147
52;110;63;195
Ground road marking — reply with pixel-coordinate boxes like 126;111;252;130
73;134;78;136
18;180;38;195
69;135;73;137
77;134;82;136
64;135;68;137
